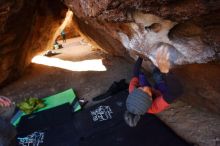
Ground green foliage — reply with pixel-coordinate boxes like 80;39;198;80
17;97;46;114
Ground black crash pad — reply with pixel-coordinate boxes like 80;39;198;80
16;103;78;146
16;90;192;146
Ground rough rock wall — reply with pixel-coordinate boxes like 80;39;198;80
65;0;220;113
172;63;220;114
62;19;80;39
65;0;219;71
0;0;67;87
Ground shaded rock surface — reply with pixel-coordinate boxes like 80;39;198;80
0;0;67;87
158;100;220;146
172;63;220;114
64;0;220;22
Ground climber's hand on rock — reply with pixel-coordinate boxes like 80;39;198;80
155;45;170;73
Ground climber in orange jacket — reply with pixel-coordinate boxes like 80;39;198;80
124;57;182;127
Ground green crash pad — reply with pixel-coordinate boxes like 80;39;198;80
11;88;81;126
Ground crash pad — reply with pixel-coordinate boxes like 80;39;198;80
11;88;81;126
16;90;193;146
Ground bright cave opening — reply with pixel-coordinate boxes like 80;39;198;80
31;10;106;72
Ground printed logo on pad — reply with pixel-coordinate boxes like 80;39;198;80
90;106;113;122
17;131;44;146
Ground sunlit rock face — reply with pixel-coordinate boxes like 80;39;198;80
65;0;220;113
0;0;67;87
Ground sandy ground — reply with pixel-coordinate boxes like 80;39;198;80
0;37;220;146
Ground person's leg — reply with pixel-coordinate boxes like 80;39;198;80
133;57;143;77
153;67;168;95
153;68;175;103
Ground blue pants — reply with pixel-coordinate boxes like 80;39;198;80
133;57;169;100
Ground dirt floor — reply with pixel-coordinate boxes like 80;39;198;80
0;37;220;146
